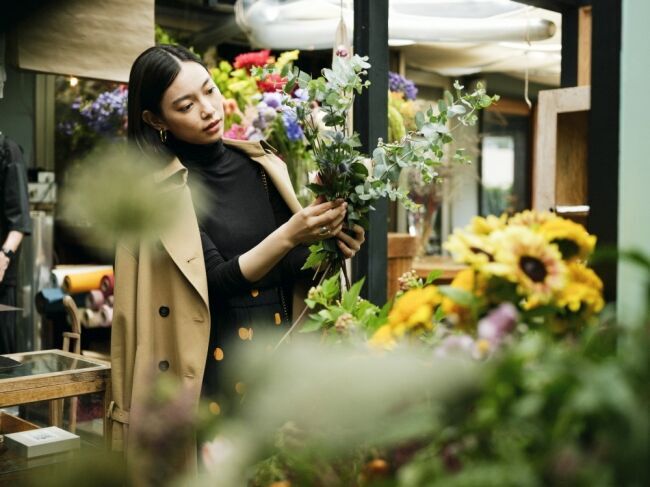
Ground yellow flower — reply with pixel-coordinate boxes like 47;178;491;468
441;268;480;329
557;262;604;314
276;50;300;69
539;218;597;261
369;324;397;350
508;210;558;230
370;286;441;349
388;286;441;334
487;226;567;308
444;229;495;267
468;214;507;236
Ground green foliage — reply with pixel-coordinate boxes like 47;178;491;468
302;275;387;339
256;59;498;274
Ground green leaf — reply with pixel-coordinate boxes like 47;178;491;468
415;111;425;130
425;269;443;285
342;277;365;311
299;319;324;333
438;285;476;307
321;274;340;299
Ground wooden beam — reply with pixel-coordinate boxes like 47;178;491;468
352;0;389;303
577;5;592;86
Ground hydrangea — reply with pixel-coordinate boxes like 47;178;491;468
282;110;303;142
388;71;418;100
78;87;128;136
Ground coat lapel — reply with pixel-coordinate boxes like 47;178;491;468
155;158;210;310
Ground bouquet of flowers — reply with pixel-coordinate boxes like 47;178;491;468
368;210;604;353
254;55;499;281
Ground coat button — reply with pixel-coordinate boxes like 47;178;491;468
158;360;169;372
159;306;170;317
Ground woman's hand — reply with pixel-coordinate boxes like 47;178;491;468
336;224;366;258
284;199;347;246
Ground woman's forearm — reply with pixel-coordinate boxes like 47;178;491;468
238;224;295;283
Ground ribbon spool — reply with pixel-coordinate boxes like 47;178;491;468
100;274;115;296
100;304;113;327
63;269;113;294
51;265;112;288
85;290;105;311
81;308;104;328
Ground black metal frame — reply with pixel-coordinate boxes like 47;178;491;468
352;0;621;302
352;0;389;303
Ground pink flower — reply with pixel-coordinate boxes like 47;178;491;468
223;123;249;140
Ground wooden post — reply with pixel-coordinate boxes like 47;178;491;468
352;0;389;304
387;234;418;299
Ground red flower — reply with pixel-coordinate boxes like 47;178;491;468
257;73;288;93
233;49;272;70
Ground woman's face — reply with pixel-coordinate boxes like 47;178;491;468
156;61;225;145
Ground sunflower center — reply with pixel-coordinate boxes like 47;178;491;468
470;247;494;262
520;256;548;283
553;238;580;259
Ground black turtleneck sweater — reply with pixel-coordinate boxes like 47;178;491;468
168;137;311;305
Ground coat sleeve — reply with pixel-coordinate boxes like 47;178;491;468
2;139;32;235
108;242;139;452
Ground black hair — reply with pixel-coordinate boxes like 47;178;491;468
127;44;208;159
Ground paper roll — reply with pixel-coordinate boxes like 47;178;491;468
100;304;113;327
50;265;113;288
81;308;104;328
100;274;115;296
63;269;114;294
85;290;105;311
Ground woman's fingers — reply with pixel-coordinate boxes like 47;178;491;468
336;229;361;251
310;204;346;228
328;222;344;238
337;239;356;258
308;198;345;213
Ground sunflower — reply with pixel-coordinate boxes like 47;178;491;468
369;286;442;349
441;268;483;330
387;285;442;337
444;229;495;267
538;217;597;261
468;214;508;236
508;209;558;230
487;226;567;308
557;261;604;314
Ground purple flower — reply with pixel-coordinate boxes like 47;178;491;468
477;303;518;347
282;111;303;142
262;92;283;109
77;87;128;136
388;71;418;100
434;335;475;358
293;88;309;101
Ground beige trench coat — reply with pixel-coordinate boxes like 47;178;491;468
107;138;308;471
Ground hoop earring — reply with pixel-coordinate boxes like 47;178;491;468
159;129;167;143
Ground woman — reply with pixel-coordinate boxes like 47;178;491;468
108;45;365;468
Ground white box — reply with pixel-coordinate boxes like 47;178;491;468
27;182;57;204
37;171;55;184
4;426;80;458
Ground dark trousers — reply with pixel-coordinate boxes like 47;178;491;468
0;284;17;354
